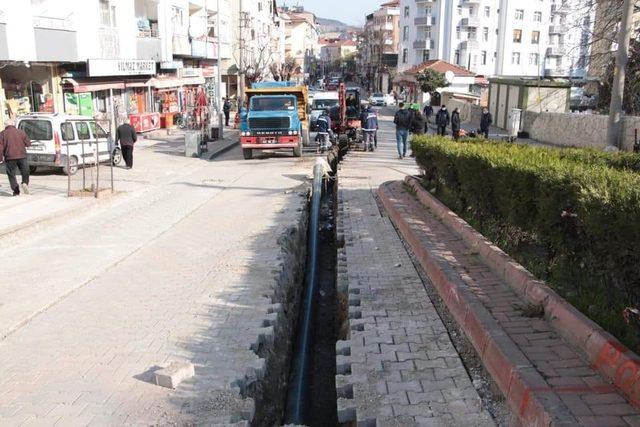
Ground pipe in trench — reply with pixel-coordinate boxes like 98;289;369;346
285;158;325;425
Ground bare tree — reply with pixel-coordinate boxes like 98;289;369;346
269;55;299;81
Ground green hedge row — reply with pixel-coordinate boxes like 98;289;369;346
411;135;640;351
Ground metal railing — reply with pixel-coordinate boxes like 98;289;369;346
64;118;115;198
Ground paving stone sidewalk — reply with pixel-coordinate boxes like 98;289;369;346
383;180;640;426
334;129;495;425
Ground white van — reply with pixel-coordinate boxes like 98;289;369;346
310;91;339;131
16;113;121;176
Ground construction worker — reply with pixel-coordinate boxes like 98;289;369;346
316;108;332;152
360;103;378;152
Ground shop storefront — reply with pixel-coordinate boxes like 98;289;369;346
61;59;157;134
0;63;65;128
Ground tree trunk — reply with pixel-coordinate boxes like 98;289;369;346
606;0;635;148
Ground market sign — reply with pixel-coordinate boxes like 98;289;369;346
87;59;156;77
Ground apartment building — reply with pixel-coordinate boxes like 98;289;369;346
397;0;594;78
0;0;238;131
280;6;319;81
361;0;400;93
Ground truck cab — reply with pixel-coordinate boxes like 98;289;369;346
240;82;310;160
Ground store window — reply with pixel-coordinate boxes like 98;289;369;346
75;122;91;140
60;122;75;141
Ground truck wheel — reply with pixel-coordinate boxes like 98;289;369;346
29;165;38;173
243;148;253;160
293;143;302;157
63;156;78;176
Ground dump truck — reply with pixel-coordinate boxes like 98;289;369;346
240;81;310;160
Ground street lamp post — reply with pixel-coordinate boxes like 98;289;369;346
217;0;223;139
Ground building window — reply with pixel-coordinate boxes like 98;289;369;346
529;53;539;65
402;48;408;63
423;50;430;62
455;49;460;65
404;6;410;17
457;6;462;15
513;29;522;43
403;26;409;41
511;52;521;64
99;0;117;27
484;6;490;17
481;51;487;65
468;28;477;40
456;26;461;39
531;31;540;44
515;9;524;20
483;27;489;41
534;11;542;22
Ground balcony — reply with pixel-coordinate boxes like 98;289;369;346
461;0;480;5
413;38;433;49
544;66;567;77
32;15;78;61
191;39;217;59
549;24;567;34
414;16;435;26
461;16;481;27
547;45;566;56
173;34;191;56
0;21;7;60
460;39;479;51
98;27;119;59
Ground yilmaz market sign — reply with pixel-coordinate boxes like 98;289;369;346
87;59;156;77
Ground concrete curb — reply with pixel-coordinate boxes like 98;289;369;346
401;176;640;410
0;192;121;247
206;138;239;160
378;182;566;426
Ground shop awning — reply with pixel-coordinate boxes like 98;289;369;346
147;76;206;89
125;78;153;88
62;78;126;93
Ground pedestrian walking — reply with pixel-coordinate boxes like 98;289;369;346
480;108;493;139
360;103;378;152
0;118;31;196
115;119;137;169
423;104;434;133
435;105;450;136
451;108;461;140
411;107;426;136
223;98;231;127
393;102;412;159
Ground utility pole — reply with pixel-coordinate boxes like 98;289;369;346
238;0;245;106
217;0;223;138
606;0;635;148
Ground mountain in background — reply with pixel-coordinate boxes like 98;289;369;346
317;17;360;34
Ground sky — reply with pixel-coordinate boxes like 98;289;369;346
280;0;380;27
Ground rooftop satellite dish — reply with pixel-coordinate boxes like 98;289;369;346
445;71;455;83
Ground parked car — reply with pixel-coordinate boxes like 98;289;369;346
17;113;120;176
369;92;395;106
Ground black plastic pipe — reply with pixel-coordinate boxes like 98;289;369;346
285;159;324;425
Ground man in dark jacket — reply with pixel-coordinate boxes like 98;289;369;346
115;119;137;169
0;118;31;196
316;109;332;152
223;98;231;127
480;108;492;139
393;102;412;159
360;104;379;152
411;106;426;136
451;108;461;140
435;106;450;136
423;104;434;133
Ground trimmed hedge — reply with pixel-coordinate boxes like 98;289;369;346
411;135;640;351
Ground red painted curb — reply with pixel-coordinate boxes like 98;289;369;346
402;175;640;410
378;182;568;426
